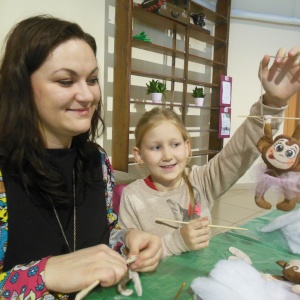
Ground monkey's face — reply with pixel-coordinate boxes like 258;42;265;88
265;138;300;170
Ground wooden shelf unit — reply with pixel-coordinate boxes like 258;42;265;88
112;0;231;172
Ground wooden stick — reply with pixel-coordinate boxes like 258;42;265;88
155;218;248;231
75;256;138;300
208;224;248;230
75;280;99;300
238;115;300;120
174;282;186;300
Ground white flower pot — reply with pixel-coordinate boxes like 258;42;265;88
195;97;204;106
151;93;162;103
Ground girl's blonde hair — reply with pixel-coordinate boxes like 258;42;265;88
135;107;196;215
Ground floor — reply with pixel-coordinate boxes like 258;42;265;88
210;185;282;236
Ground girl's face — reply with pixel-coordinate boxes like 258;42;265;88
134;120;190;191
30;39;100;149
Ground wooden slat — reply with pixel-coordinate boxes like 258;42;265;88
132;39;185;60
112;1;132;172
133;6;187;34
208;0;231;157
131;70;184;83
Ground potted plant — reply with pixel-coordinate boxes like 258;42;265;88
192;86;206;106
146;79;167;103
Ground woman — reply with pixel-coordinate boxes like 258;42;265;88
0;15;162;299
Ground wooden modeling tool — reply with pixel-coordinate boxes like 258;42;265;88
75;256;138;300
155;218;248;231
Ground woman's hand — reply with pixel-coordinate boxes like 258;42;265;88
44;244;127;294
180;217;210;251
124;228;163;272
260;46;300;107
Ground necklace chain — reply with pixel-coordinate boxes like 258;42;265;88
51;169;76;253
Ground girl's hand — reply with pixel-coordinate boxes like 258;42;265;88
125;228;163;272
260;46;300;107
180;217;210;251
44;244;127;293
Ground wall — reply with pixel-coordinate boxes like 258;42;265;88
1;1;300;185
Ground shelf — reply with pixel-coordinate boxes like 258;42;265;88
129;100;220;110
112;0;231;172
189;1;228;24
133;6;187;34
157;1;228;24
189;24;226;46
131;70;185;83
188;54;225;68
187;79;219;88
186;105;219;110
132;39;185;60
132;40;226;71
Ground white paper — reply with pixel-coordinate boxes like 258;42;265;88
220;113;230;135
221;81;231;105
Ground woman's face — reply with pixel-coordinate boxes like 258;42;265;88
30;39;100;148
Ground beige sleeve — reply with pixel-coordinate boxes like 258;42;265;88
191;98;287;210
161;228;190;258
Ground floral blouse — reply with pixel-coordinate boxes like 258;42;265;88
0;150;125;299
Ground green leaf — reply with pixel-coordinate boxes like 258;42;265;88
146;80;167;98
192;86;206;98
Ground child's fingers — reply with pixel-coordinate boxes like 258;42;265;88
188;217;210;229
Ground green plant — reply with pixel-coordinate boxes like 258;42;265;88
146;79;167;99
192;86;206;98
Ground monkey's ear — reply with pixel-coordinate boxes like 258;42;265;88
257;136;273;153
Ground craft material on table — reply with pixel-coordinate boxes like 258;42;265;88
85;207;299;299
75;256;138;300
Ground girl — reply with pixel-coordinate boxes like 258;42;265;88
119;47;300;257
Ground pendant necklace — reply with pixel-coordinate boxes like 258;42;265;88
50;169;76;253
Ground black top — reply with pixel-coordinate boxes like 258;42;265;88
3;147;109;271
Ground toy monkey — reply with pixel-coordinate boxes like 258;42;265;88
255;117;300;211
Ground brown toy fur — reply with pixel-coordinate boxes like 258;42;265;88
255;122;300;211
272;260;300;284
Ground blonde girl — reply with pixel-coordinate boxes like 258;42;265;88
119;47;300;257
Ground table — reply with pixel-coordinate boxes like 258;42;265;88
86;208;300;299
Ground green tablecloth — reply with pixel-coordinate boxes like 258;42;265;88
86;208;300;299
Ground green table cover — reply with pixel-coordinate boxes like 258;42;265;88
86;207;300;299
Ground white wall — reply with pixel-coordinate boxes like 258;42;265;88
1;1;300;185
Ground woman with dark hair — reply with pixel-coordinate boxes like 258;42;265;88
0;15;162;299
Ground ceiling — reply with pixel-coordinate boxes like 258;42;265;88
200;0;300;20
